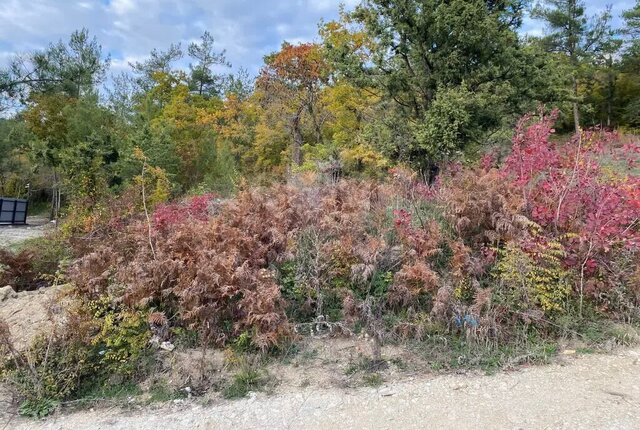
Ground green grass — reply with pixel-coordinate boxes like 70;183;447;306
412;334;559;375
27;200;51;216
18;398;59;418
409;317;639;375
148;380;185;403
222;367;268;399
345;355;389;376
573;320;638;348
72;379;143;408
362;373;384;387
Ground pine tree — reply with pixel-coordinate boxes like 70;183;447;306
532;0;616;131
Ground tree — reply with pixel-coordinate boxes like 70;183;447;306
224;68;254;100
257;43;328;166
323;1;532;178
619;1;640;125
57;95;122;202
1;29;109;110
22;93;123;219
623;0;640;39
0;119;34;198
0;29;111;218
532;1;616;132
188;31;230;98
621;0;640;73
129;44;183;92
106;72;139;123
144;71;225;190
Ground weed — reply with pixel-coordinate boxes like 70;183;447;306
345;355;388;375
362;373;384;387
148;380;184;403
222;367;268;399
389;357;407;370
74;380;142;403
413;333;559;374
171;327;200;349
18;398;59;418
0;235;71;291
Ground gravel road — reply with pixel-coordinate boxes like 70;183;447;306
0;216;52;248
8;346;640;430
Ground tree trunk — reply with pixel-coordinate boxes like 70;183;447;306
50;169;59;221
371;332;382;363
572;76;580;133
606;56;614;128
292;113;303;166
308;104;323;145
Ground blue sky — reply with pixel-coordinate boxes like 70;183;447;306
0;0;633;79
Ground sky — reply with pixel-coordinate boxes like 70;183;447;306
0;0;634;79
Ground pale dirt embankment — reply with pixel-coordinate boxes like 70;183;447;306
4;346;639;430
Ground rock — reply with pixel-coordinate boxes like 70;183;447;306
0;285;17;301
378;387;395;397
149;335;161;348
160;341;175;352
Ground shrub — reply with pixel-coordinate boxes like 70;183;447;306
0;312;94;416
222;366;268;399
442;167;527;248
0;236;71;291
88;298;151;377
0;294;153;417
70;188;301;350
152;193;218;232
493;239;571;316
503;111;640;315
63;116;639;364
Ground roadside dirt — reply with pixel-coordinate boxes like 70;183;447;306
0;284;67;351
4;345;639;430
0;216;52;249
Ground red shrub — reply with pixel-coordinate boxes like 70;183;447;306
502;112;640;308
153;193;218;232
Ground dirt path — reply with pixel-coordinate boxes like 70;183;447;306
8;347;640;430
0;216;52;248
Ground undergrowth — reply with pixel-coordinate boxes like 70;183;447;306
1;114;639;417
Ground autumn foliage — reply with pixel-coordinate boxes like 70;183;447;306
503;111;640;311
59;114;640;351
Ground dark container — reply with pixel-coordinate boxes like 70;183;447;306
0;197;29;225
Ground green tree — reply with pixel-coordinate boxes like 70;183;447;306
188;31;231;97
129;44;183;92
1;29;110;217
2;29;108;99
623;0;640;39
532;1;617;131
619;1;640;125
323;1;533;178
1;29;108;114
0;119;35;198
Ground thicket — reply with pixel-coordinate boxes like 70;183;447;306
2;115;638;417
68;117;635;339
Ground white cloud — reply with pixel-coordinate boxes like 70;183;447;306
0;0;629;84
77;2;94;10
109;0;136;16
